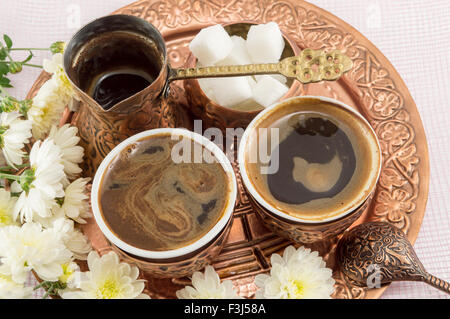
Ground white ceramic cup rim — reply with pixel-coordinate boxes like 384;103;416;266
238;95;382;224
91;128;237;259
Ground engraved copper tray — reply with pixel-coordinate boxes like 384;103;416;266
27;0;429;299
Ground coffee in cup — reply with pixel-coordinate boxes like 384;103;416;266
238;96;382;243
98;133;230;251
91;128;237;263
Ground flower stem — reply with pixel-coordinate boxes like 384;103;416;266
0;173;21;181
33;281;46;290
0;163;29;171
22;63;43;68
3;61;42;68
34;281;66;299
10;48;50;51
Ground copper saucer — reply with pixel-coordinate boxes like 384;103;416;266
27;0;429;299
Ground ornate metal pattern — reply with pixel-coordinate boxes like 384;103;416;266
282;48;353;83
337;221;427;285
71;83;189;176
248;192;371;244
112;217;233;278
170;48;352;83
337;222;450;294
27;0;429;299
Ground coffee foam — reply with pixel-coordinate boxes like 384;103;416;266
98;133;230;251
244;97;381;222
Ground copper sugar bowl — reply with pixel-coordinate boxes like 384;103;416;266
183;22;304;132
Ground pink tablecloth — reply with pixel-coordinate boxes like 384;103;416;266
0;0;449;299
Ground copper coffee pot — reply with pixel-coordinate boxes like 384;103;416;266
63;15;352;176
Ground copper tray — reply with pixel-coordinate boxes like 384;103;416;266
27;0;429;299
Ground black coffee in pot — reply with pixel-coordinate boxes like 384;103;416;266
89;70;152;110
73;30;163;110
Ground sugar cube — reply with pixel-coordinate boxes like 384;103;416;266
199;75;254;105
252;75;289;108
246;22;285;63
191;22;288;110
198;78;217;101
217;36;252;66
207;77;253;107
247;76;257;88
189;24;233;66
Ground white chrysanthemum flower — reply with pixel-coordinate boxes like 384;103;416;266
57;177;91;223
0;223;73;284
176;266;241;299
60;251;150;299
255;246;335;299
0;112;32;168
0;273;33;299
13;139;65;223
14;189;57;224
42;53;64;74
0;189;18;227
28;205;64;229
51;217;91;260
43;53;78;111
48;124;84;180
28;53;78;140
28;79;67;140
59;261;80;289
28;139;65;199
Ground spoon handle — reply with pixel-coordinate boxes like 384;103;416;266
168;49;353;84
424;274;450;294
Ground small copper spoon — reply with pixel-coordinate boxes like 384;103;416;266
337;221;450;294
169;48;353;84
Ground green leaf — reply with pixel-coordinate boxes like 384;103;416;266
0;76;12;88
0;48;6;60
0;62;8;75
3;34;12;49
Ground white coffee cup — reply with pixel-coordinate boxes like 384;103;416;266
91;128;237;260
